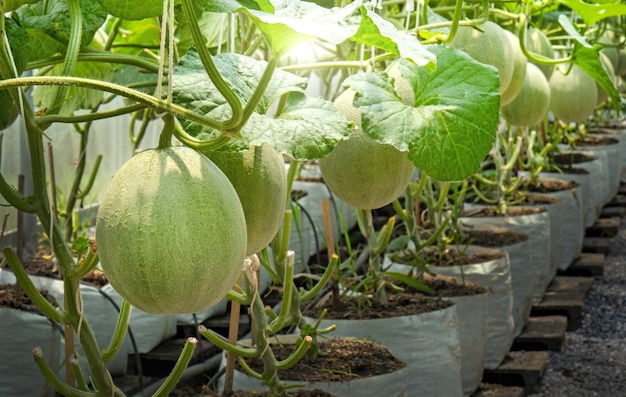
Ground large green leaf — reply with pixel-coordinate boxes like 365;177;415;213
574;46;620;110
5;0;41;12
32;61;114;115
201;0;435;69
242;93;351;159
172;51;350;159
353;6;436;72
346;45;500;181
172;51;307;131
96;0;162;20
557;0;626;26
17;0;108;48
5;16;32;75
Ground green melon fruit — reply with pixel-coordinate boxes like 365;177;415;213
525;27;555;80
204;144;287;256
596;52;617;105
96;146;247;314
598;31;620;71
386;60;414;106
501;63;550;127
450;21;514;95
549;64;598;123
500;30;528;106
319;129;414;210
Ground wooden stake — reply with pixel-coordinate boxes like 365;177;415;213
223;273;243;392
15;175;24;304
321;200;340;309
47;141;58;222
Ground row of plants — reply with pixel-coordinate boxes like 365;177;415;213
0;0;625;396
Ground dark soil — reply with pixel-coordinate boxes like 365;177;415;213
3;248;109;288
244;338;405;383
0;283;58;315
523;178;577;193
462;205;545;217
552;151;595;166
303;288;453;320
462;227;529;247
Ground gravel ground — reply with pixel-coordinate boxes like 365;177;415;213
529;216;626;397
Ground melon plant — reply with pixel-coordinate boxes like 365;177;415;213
525;26;555;79
501;63;550;127
549;64;598;123
500;29;528;106
450;21;514;95
203;143;287;256
96;146;247;314
321;89;414;210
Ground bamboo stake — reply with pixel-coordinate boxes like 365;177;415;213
15;175;24;304
47;141;58;221
321;200;340;310
223;273;243;392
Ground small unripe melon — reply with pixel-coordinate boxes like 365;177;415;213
450;21;514;95
525;27;555;80
549;64;597;123
501;30;528;106
596;52;617;105
319;129;414;210
386;60;414;106
501;63;550;127
96;146;247;314
204;144;287;256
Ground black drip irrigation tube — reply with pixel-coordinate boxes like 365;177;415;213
94;283;144;393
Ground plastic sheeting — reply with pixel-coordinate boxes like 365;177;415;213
220;335;409;397
525;193;562;299
309;300;463;396
528;181;584;271
27;275;131;376
426;246;513;372
461;206;551;306
563;153;608;227
0;270;61;397
461;225;532;338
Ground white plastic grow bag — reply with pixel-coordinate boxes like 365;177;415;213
424;246;512;372
27;275;131;376
461;206;551;306
309;301;463;396
0;269;62;397
219;334;409;397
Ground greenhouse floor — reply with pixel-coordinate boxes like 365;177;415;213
524;194;626;397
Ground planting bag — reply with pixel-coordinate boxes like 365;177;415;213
461;206;551;305
220;335;409;397
560;145;611;207
28;276;130;376
426;246;513;371
542;187;584;270
310;302;463;396
0;270;62;397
